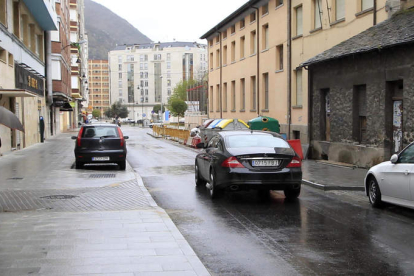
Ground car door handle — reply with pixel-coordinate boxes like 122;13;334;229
405;170;410;176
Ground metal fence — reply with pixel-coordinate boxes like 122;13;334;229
153;125;190;144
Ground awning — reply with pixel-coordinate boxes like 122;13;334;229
0;89;38;97
60;102;74;112
22;0;58;31
71;92;82;99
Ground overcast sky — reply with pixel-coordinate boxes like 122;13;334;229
96;0;248;43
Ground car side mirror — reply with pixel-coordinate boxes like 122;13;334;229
71;136;77;140
390;154;399;164
124;136;129;139
196;142;205;149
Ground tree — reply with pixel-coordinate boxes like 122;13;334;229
152;104;165;114
104;102;129;118
92;109;100;118
168;79;196;105
169;99;187;123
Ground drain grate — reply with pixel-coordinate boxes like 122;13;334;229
7;177;24;180
89;174;116;179
40;195;78;200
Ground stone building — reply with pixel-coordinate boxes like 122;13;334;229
88;60;109;117
302;9;414;167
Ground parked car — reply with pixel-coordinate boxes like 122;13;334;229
365;142;414;209
71;124;129;170
149;120;163;128
195;130;302;199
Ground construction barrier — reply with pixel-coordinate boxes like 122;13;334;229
191;137;201;148
153;125;191;144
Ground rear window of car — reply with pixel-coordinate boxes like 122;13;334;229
82;126;119;138
226;134;290;148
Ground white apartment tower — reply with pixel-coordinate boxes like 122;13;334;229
108;42;207;121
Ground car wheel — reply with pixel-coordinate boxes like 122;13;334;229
209;169;222;199
118;160;126;170
75;160;84;169
368;177;382;208
195;162;206;187
284;185;301;199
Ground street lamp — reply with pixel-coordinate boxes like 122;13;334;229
138;86;145;127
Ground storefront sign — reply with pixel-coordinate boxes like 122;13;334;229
15;63;44;96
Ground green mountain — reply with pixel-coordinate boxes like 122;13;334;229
85;0;152;60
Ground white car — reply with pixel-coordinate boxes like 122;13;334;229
365;142;414;209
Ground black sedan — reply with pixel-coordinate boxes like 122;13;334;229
195;130;302;199
71;124;129;170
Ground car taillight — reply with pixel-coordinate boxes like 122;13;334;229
117;127;124;147
287;157;301;168
77;127;84;147
221;157;245;168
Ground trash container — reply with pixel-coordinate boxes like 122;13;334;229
248;116;280;133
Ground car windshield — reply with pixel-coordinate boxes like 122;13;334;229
82;126;119;138
226;134;290;149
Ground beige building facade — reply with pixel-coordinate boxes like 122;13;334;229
88;60;110;117
202;0;389;143
0;0;57;154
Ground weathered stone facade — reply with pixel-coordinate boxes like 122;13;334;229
309;43;414;168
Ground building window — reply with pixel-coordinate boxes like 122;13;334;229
361;0;374;11
118;55;122;63
216;84;220;111
8;52;13;67
240;36;245;59
335;0;345;21
276;44;283;70
250;30;256;55
250;12;256;23
13;2;20;38
0;0;6;26
231;25;236;34
145;89;148;95
118;64;122;71
231;41;236;62
210;86;214;111
119;73;122;79
295;5;303;36
167;79;171;87
313;0;322;30
353;85;367;143
240;18;245;29
295;69;303;106
240;78;245;110
216;35;220;44
216;49;220;68
262;24;269;50
210;52;213;70
251;76;256;111
223;45;227;65
167;53;171;61
167;71;171;78
119;90;122;97
127;55;134;62
168;89;171;96
222;30;227;40
262;3;268;15
118;80;122;88
167;62;171;69
231;81;236;111
276;0;284;7
263;73;269;110
223;82;227;112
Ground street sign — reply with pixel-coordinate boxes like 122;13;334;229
143;113;146;118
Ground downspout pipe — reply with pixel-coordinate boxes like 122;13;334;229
306;65;312;157
218;30;223;119
251;6;260;116
287;0;292;140
373;0;377;25
45;31;54;136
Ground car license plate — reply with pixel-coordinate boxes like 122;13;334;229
252;160;279;167
92;157;110;161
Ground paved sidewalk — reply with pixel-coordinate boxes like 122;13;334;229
0;132;210;276
302;160;368;191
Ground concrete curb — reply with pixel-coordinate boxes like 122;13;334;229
302;179;365;191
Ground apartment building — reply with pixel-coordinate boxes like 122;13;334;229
88;60;110;117
201;0;388;143
0;0;57;154
108;42;207;121
49;0;87;134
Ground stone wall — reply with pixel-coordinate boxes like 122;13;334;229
309;43;414;167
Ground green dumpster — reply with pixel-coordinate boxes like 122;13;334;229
248;116;280;133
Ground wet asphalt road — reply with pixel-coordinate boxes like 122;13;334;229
125;127;414;276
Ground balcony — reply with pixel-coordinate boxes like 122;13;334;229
22;0;58;31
